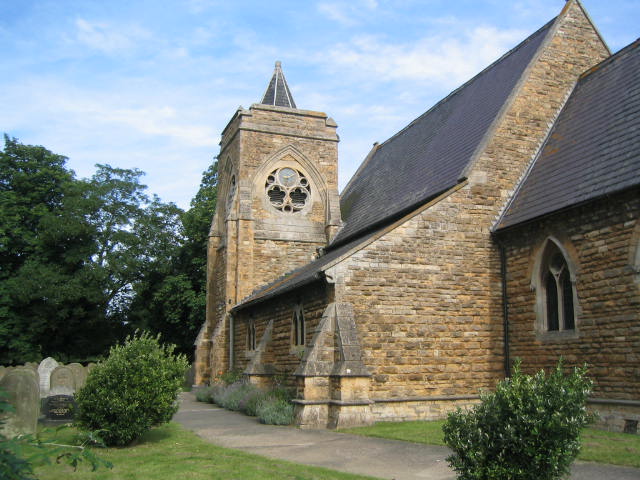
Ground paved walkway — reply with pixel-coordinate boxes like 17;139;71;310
174;392;640;480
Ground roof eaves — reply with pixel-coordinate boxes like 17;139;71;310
493;184;640;235
234;180;469;313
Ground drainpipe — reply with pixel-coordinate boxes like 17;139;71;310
496;237;511;378
228;313;234;370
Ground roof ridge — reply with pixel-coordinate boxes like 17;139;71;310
359;17;557;159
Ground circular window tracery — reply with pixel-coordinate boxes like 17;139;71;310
265;167;310;213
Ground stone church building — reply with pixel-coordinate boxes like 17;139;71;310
195;0;639;431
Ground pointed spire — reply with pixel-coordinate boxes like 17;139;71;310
260;61;297;109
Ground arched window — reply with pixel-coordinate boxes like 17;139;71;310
247;318;256;351
292;304;305;346
538;240;577;332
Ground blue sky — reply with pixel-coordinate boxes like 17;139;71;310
1;0;638;209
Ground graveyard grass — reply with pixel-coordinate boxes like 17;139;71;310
340;421;640;468
30;422;377;480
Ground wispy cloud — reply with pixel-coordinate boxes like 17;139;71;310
321;26;526;89
316;0;379;26
75;18;151;55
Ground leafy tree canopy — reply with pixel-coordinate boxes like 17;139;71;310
0;136;217;364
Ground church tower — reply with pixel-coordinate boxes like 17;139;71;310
194;62;341;384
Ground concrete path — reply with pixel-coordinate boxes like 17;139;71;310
174;392;640;480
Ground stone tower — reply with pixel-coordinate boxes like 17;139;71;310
194;62;341;384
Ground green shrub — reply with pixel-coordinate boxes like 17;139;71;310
194;387;214;403
219;369;244;386
240;388;270;417
75;332;188;446
214;382;253;411
256;398;295;425
442;359;594;480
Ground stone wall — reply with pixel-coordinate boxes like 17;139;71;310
325;0;610;421
196;102;340;384
499;189;640;399
232;280;330;380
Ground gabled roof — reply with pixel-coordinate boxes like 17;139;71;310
232;228;383;311
330;20;554;248
260;61;297;109
495;38;640;231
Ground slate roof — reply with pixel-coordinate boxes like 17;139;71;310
233;20;557;310
260;61;297;109
232;229;383;311
329;20;554;248
495;38;640;231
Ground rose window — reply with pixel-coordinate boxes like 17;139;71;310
265;167;310;213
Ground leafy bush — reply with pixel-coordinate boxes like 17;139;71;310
213;382;256;411
194;387;214;403
240;388;271;417
256;398;295;426
442;359;594;480
203;379;294;424
218;369;244;386
75;332;188;446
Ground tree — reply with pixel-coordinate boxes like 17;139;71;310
1;135;215;364
0;136;108;363
128;161;217;358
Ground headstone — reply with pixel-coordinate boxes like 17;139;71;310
0;366;6;380
42;394;77;423
38;357;59;398
67;363;87;390
25;362;38;369
49;366;76;395
0;368;40;436
17;365;39;385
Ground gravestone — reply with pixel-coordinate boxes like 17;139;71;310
0;368;40;436
38;357;59;398
0;366;6;380
42;394;77;423
67;363;87;390
18;365;39;386
49;366;76;395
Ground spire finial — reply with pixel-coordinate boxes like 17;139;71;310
260;61;297;109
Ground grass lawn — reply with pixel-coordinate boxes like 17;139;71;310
30;422;379;480
340;421;640;468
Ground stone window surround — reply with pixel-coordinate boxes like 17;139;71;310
631;225;640;285
226;173;236;214
264;165;312;214
291;303;305;347
246;317;256;351
531;237;580;341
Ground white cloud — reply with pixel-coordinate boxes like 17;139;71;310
316;0;379;26
321;26;526;90
75;18;151;55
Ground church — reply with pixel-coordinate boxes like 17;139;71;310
194;0;640;432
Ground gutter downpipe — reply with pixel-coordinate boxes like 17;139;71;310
228;313;234;371
496;236;511;378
